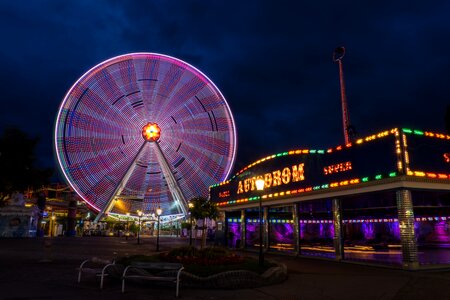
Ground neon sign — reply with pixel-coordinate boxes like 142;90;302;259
219;191;230;198
323;161;352;175
211;128;450;207
237;163;305;194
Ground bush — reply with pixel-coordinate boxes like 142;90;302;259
117;246;275;277
161;246;243;265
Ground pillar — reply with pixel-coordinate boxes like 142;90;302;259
263;207;269;251
292;203;300;255
240;209;246;249
332;198;344;261
396;189;419;270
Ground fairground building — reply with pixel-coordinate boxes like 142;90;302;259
210;128;450;270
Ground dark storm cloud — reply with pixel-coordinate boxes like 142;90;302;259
1;0;449;176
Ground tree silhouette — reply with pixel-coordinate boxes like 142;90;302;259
0;127;52;205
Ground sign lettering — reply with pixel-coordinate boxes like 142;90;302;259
323;161;352;175
237;163;305;194
219;191;230;198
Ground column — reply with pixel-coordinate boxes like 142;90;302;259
263;207;269;251
292;203;300;255
240;209;246;249
396;189;419;270
332;198;344;261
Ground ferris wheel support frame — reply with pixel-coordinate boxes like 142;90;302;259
153;142;189;217
94;142;147;222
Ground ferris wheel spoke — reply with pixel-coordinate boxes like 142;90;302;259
94;141;147;222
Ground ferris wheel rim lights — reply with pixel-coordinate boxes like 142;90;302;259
54;52;237;215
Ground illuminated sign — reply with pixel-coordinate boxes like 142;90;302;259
211;128;450;206
211;130;400;204
404;131;450;175
323;161;352;175
237;164;305;194
219;191;230;198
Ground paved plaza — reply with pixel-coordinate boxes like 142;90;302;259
0;236;449;299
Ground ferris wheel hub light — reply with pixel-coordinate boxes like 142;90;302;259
142;122;161;142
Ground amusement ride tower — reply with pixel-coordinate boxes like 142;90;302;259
333;46;355;144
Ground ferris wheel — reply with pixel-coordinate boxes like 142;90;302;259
54;53;237;220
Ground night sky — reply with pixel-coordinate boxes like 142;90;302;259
1;1;450;178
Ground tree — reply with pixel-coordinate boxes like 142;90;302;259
0;127;52;205
188;196;219;248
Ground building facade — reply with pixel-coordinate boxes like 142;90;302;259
210;128;450;269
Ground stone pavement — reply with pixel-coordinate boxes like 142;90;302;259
0;236;449;299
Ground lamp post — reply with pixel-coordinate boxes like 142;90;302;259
255;178;265;267
188;202;194;246
137;210;143;245
156;206;162;251
50;214;56;237
125;212;130;239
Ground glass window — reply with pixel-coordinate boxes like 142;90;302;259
299;199;335;259
341;191;401;266
268;206;295;253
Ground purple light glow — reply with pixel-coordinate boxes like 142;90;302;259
227;223;241;247
416;221;450;244
269;223;294;245
362;222;375;240
245;223;259;247
299;223;334;241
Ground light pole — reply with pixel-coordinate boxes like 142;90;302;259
126;212;130;239
255;178;265;267
188;202;194;246
137;210;143;244
50;214;56;237
156;206;162;251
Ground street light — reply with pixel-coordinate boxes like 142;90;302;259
255;178;265;267
137;210;143;245
51;214;56;237
188;202;194;246
156;206;162;251
125;212;130;239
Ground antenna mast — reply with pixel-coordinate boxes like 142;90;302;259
333;46;354;144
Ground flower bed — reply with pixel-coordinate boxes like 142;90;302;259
115;246;287;289
161;246;244;266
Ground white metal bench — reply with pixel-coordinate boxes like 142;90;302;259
77;257;115;289
122;262;184;297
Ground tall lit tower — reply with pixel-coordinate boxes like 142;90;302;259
333;46;355;144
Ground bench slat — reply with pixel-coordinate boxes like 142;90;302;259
130;262;183;270
122;262;184;297
123;275;177;281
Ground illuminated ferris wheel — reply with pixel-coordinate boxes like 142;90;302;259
54;53;237;220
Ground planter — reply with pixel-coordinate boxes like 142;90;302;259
180;262;287;289
108;262;287;289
